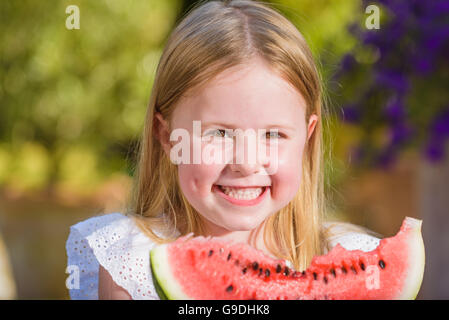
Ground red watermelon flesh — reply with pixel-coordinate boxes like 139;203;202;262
150;217;425;299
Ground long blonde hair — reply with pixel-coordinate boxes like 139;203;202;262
125;0;332;271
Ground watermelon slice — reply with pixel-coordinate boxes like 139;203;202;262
150;217;425;300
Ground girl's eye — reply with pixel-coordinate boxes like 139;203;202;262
205;129;284;139
266;130;283;139
208;129;231;138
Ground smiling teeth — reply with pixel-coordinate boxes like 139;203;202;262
220;186;263;200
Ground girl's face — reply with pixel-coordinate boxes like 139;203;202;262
155;57;317;237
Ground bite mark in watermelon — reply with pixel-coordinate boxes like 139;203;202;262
150;217;425;300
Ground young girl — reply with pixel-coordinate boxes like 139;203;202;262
66;0;381;300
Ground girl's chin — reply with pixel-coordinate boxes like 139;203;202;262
217;215;266;232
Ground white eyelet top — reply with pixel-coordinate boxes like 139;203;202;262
65;212;380;300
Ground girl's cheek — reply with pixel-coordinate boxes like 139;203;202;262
178;162;221;198
270;143;304;199
176;136;224;197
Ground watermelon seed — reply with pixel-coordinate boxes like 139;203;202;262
227;253;232;261
360;262;366;271
276;264;282;273
323;276;328;284
341;266;347;274
313;272;317;280
235;259;239;266
226;285;233;292
259;268;263;276
283;267;290;276
265;269;270;277
252;261;259;271
379;260;386;269
301;271;306;278
208;250;213;257
242;267;247;274
330;269;336;277
350;265;357;274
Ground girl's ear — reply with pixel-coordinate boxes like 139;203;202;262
307;114;318;142
153;112;172;156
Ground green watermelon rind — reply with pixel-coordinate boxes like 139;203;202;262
150;261;168;300
150;243;191;300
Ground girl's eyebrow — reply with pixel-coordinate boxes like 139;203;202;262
202;122;296;131
202;122;237;129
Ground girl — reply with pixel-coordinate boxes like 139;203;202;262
66;0;381;300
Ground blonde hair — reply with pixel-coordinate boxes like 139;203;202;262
125;0;333;271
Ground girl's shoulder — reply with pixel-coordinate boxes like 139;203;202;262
66;212;166;300
322;220;382;253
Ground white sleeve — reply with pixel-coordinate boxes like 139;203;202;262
65;212;161;300
324;221;381;252
328;232;381;252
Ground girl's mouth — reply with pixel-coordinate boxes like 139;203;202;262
212;184;270;206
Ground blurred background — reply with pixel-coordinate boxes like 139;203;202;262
0;0;447;299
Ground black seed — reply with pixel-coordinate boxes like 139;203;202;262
379;260;386;269
252;261;259;270
350;265;357;274
341;266;347;274
242;267;247;274
208;250;213;257
301;271;306;278
283;267;290;276
276;264;282;273
227;253;232;261
265;269;270;277
259;268;263;276
323;276;328;284
330;269;336;277
226;285;233;292
360;262;366;271
313;272;317;280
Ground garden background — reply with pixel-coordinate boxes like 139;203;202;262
0;0;448;299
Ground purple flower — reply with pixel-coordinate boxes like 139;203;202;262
375;70;409;94
430;108;449;137
423;27;449;51
390;122;414;146
384;98;405;122
341;53;356;72
341;104;361;123
425;140;446;162
435;0;449;13
413;57;433;75
335;0;449;165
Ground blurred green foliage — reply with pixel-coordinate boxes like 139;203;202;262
0;0;358;195
0;0;182;194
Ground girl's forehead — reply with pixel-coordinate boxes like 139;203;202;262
173;62;307;125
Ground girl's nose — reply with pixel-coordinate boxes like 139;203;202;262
228;136;270;176
229;162;261;176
